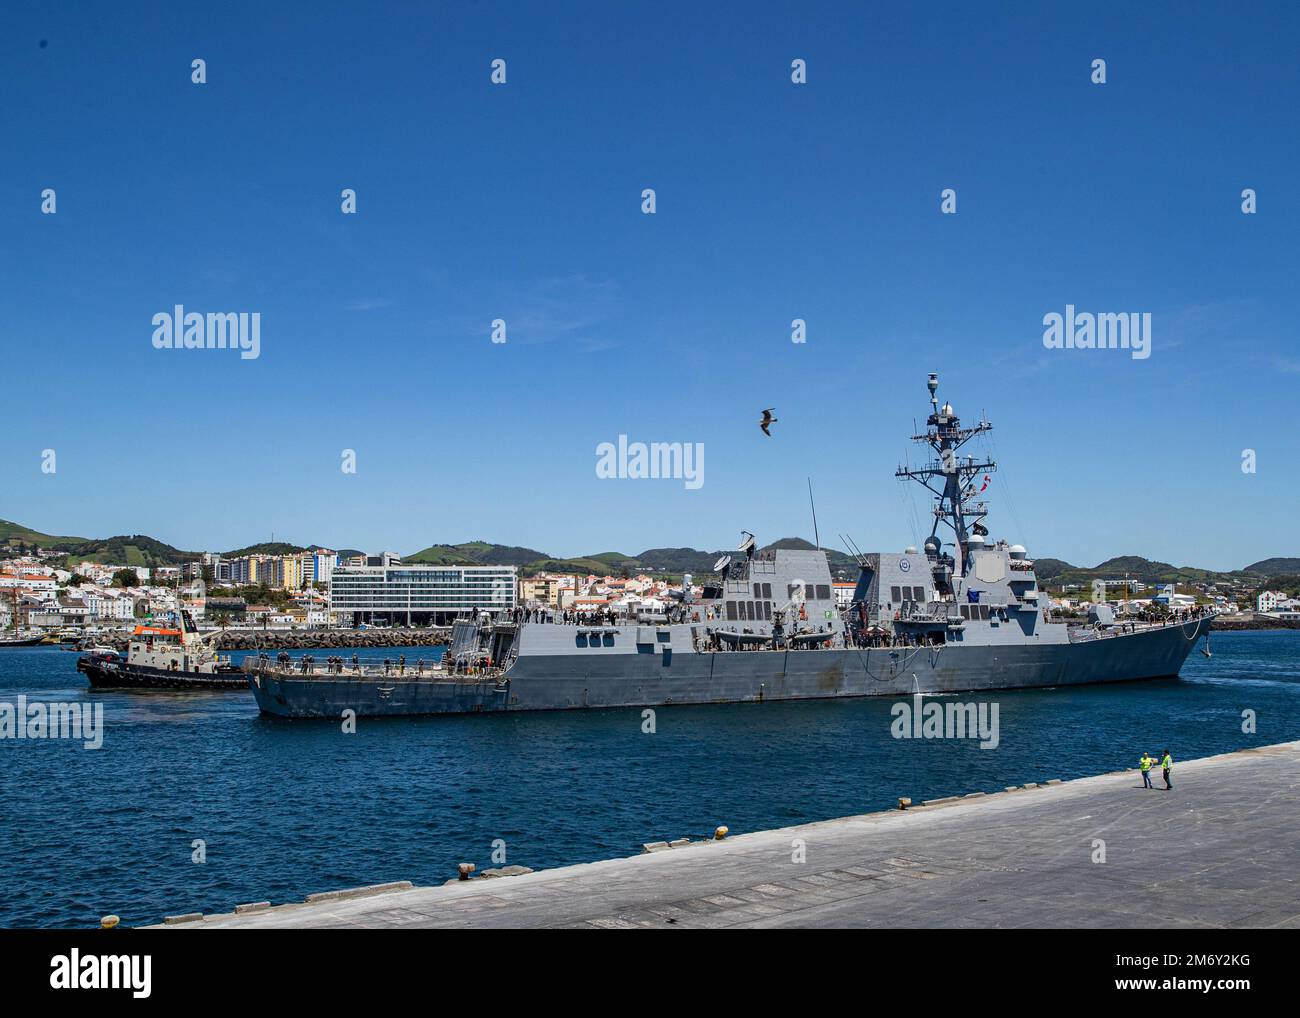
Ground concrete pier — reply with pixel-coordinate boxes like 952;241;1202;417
156;741;1300;929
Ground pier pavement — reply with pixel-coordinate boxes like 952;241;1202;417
156;741;1300;929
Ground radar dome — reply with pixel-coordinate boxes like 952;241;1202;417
923;536;941;555
1009;544;1027;558
967;534;985;547
904;546;918;555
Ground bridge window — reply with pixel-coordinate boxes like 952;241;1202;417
891;586;902;602
726;601;737;621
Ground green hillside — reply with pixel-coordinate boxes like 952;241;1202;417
406;541;551;566
63;534;197;568
222;542;310;557
0;519;88;548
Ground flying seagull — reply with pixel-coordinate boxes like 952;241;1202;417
759;408;778;436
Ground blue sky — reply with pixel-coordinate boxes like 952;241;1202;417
1;2;1297;570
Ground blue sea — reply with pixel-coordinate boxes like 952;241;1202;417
1;632;1297;927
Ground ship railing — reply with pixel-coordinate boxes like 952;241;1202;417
241;656;460;680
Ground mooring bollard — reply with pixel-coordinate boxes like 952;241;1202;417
714;825;729;840
100;915;120;929
898;797;912;810
457;863;475;881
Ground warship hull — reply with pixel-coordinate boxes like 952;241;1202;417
249;616;1211;718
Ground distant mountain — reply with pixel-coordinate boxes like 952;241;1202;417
1031;555;1257;588
762;537;857;569
629;548;727;573
222;542;310;557
1028;557;1071;581
396;541;1293;585
1241;558;1300;576
3;517;1296;585
405;541;551;566
398;537;860;578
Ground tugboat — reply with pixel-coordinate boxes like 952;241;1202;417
77;610;246;690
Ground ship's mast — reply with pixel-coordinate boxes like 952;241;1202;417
895;373;996;578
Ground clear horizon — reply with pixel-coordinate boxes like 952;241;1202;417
3;2;1297;572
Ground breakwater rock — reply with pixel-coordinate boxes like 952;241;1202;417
95;628;452;652
1210;618;1300;632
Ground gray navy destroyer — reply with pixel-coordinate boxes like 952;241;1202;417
249;373;1213;718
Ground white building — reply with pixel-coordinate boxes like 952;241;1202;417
1257;590;1280;612
329;559;517;625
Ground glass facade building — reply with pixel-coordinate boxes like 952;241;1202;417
329;564;517;624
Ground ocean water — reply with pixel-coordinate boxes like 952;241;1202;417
0;632;1297;928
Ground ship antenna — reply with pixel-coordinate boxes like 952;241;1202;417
807;477;820;551
840;534;866;567
895;372;995;580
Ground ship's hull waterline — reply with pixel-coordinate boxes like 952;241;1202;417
78;656;249;691
249;616;1211;718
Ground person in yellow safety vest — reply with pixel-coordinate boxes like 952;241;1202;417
1161;749;1173;790
1138;752;1155;789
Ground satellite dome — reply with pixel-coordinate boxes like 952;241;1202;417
904;546;918;555
923;535;941;554
967;534;985;546
1009;544;1027;558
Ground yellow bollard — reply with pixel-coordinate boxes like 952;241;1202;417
457;863;475;880
714;826;729;840
898;797;912;810
100;915;120;929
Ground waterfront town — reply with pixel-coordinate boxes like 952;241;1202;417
1;543;1297;640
